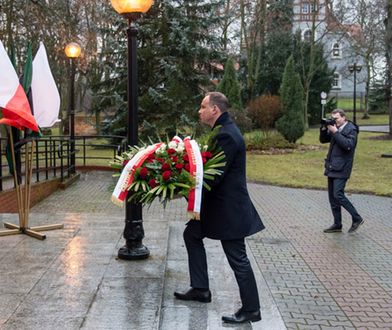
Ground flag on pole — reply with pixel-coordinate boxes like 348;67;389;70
0;40;39;132
31;42;61;128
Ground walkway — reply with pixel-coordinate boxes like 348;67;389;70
359;125;389;133
1;171;391;329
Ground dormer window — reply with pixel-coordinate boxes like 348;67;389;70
332;43;341;58
301;2;318;14
302;3;310;14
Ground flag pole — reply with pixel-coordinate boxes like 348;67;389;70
22;138;29;228
9;127;24;227
24;139;34;228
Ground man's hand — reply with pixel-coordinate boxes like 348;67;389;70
327;124;338;134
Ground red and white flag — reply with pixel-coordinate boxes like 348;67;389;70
32;42;61;128
0;40;38;132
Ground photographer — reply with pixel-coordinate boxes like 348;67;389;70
320;109;364;233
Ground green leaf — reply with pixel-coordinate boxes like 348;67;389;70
163;186;169;199
173;182;191;189
134;181;140;191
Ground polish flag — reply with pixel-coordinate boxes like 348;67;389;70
32;42;61;128
0;40;39;132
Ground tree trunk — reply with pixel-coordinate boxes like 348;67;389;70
386;0;392;135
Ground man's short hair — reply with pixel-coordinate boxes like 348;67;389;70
206;92;229;113
331;108;346;118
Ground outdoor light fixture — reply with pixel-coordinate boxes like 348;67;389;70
111;0;153;16
64;42;81;59
348;63;362;124
65;42;81;175
111;0;153;260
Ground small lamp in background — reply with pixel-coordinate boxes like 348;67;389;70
64;42;81;175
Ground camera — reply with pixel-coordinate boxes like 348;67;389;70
320;117;336;126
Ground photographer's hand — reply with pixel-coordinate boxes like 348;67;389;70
327;125;338;134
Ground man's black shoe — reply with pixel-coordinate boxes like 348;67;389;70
222;309;261;324
323;224;342;233
348;218;364;233
174;288;211;303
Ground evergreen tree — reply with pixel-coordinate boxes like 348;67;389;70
101;0;225;139
292;36;335;125
276;56;305;143
256;0;293;96
216;57;242;109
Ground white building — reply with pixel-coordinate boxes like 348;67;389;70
292;0;367;96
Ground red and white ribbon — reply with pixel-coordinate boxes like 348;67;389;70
111;143;163;207
184;137;203;220
171;136;182;144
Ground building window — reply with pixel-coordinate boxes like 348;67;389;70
332;43;341;58
332;73;341;89
301;2;318;14
303;29;312;42
302;3;310;14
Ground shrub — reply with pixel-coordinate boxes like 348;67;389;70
228;108;253;133
244;130;295;150
247;94;281;135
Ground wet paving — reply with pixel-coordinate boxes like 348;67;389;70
0;171;392;329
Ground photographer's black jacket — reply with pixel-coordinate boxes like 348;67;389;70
319;121;359;179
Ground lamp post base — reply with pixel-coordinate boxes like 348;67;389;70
118;240;150;260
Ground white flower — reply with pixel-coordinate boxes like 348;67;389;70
176;142;185;153
168;141;177;149
155;143;167;154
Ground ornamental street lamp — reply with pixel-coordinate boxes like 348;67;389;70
111;0;153;260
64;42;81;175
348;63;362;125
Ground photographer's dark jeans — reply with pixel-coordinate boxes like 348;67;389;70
328;177;362;226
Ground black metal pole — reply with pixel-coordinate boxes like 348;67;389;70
353;65;357;125
69;59;76;175
117;18;149;260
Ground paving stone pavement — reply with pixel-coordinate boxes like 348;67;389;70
0;171;391;330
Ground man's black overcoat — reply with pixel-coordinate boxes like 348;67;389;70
200;112;265;240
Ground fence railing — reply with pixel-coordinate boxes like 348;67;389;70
0;135;126;192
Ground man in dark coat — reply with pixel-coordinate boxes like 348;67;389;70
320;108;364;233
174;92;265;324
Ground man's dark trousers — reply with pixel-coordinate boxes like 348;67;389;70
183;220;260;312
328;177;361;226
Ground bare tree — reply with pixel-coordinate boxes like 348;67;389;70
386;0;392;135
338;0;386;119
239;0;267;101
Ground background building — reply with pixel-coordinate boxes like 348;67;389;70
292;0;367;96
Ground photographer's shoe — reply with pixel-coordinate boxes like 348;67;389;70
323;224;342;233
348;218;364;233
174;288;211;303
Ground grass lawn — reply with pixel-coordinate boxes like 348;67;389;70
323;112;389;125
347;113;389;125
336;98;362;111
246;129;392;196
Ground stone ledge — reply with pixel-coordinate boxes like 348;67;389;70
0;177;62;213
58;173;81;189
